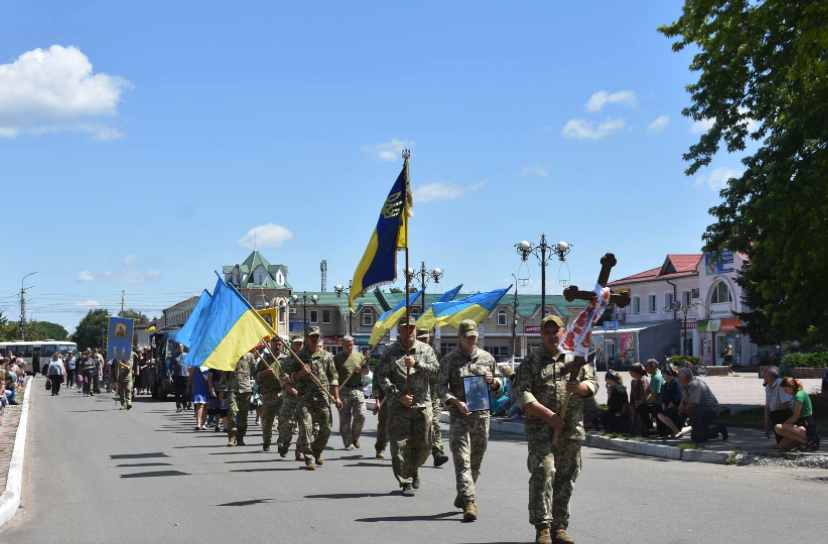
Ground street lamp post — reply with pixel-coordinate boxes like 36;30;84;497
291;292;318;334
515;235;571;316
511;273;520;359
20;271;37;340
334;282;353;335
405;262;443;313
669;302;697;356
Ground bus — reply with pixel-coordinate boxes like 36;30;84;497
0;340;79;375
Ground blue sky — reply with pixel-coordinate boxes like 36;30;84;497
0;1;748;332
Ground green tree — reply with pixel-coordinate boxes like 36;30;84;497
660;0;828;345
389;287;404;294
71;308;111;351
31;321;69;341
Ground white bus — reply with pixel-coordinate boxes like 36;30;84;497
0;340;79;374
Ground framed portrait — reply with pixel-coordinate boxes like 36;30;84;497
257;308;277;329
463;376;490;412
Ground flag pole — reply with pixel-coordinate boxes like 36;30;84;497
403;149;411;396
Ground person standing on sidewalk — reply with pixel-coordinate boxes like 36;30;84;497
65;350;76;389
334;335;369;451
47;353;66;396
437;320;503;521
170;343;190;412
514;315;598;544
80;350;97;397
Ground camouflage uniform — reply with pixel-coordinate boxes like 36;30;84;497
514;346;598;528
334;351;367;448
221;353;257;442
437;345;503;500
284;346;337;465
117;354;136;409
377;339;439;486
255;350;285;448
277;386;307;452
371;357;389;454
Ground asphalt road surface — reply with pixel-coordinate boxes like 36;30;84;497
3;382;828;544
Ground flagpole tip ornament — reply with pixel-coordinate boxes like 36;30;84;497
402;149;410;160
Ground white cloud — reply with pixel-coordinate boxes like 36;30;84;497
694;166;744;190
76;270;95;282
647;115;670;134
413;181;486;203
561;118;626;141
585;90;637;113
239;223;294;250
96;269;162;284
147;270;161;279
123;254;138;266
0;45;132;140
75;299;100;308
691;117;716;134
520;165;548;178
361;138;415;161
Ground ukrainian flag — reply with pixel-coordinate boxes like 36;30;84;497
419;286;512;330
174;289;212;348
349;163;412;312
184;278;274;370
368;289;424;345
416;284;463;331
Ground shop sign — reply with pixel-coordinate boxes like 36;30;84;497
696;319;721;332
602;320;619;330
321;336;340;346
680;319;697;330
705;250;735;276
525;325;540;334
353;336;371;346
720;318;741;332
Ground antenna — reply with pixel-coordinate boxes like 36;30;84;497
321;260;327;292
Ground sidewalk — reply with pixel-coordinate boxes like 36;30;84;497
0;377;30;492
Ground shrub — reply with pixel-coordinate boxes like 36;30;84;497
668;355;701;367
782;352;828;368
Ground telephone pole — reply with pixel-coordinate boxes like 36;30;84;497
19;272;37;340
120;290;125;317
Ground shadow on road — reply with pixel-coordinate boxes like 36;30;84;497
120;470;189;478
229;467;301;473
111;452;168;460
355;511;459;523
115;462;172;468
304;492;396;500
217;498;277;507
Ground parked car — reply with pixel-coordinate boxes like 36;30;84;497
149;329;179;400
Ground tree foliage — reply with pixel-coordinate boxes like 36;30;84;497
31;321;69;341
660;0;828;344
121;309;150;324
389;287;404;294
70;308;111;351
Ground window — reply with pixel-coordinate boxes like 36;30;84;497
362;311;373;326
544;308;551;316
310;310;318;323
441;343;457;356
682;290;691;307
633;296;641;315
322;310;331;324
257;273;264;285
711;281;733;303
497;310;507;326
486;345;509;357
41;344;56;358
411;308;420;320
255;300;264;310
648;294;657;313
665;292;674;311
276;272;283;284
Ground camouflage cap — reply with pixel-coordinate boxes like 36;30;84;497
305;325;321;337
416;327;430;340
541;314;564;329
397;315;417;328
289;335;303;344
458;319;479;337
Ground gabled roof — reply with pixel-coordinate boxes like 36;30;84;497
609;254;702;287
224;251;291;289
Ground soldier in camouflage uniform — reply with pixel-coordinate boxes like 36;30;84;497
437;320;503;521
377;316;439;496
514;315;598;544
371;356;390;458
255;336;286;452
283;325;341;470
278;337;305;459
417;328;450;468
220;351;257;447
116;351;136;410
334;335;369;450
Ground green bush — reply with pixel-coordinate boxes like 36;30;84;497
668;355;701;367
782;352;828;368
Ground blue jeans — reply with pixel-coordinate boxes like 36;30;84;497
687;406;719;442
508;403;524;419
5;388;16;404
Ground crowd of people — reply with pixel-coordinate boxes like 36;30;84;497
1;353;26;426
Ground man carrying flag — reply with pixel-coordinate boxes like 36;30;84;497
376;316;439;496
255;336;286;452
220;350;258;447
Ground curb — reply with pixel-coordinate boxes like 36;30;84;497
0;377;33;529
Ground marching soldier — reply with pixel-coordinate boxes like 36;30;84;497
283;325;342;470
278;336;309;460
220;350;257;447
116;350;136;410
371;357;390;459
334;335;370;450
513;315;598;544
437;319;503;521
256;336;286;452
376;316;439;496
417;328;450;467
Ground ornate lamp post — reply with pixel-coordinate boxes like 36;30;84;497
405;262;443;313
291;292;318;334
334;282;353;335
515;235;572;316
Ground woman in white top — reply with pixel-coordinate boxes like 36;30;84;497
47;353;66;396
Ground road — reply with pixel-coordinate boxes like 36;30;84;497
3;383;828;544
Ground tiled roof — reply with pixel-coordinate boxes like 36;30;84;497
609;254;702;287
224;251;290;289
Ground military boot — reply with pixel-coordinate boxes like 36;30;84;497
263;442;270;452
315;456;324;466
454;494;464;509
305;460;316;470
227;437;236;447
376;450;385;459
354;439;361;448
463;498;477;522
535;524;552;544
551;525;575;544
401;484;415;497
278;445;289;458
236;438;246;446
412;470;420;489
296;453;305;462
433;453;449;467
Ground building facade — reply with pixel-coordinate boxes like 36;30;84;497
223;251;292;339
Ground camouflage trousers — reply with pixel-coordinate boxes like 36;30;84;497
227;391;252;440
338;387;366;448
449;412;489;499
118;378;133;408
297;396;332;462
260;388;283;445
431;392;444;456
277;391;300;448
375;398;389;453
388;403;433;486
527;433;582;528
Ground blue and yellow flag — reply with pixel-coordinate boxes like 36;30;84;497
349;162;412;312
418;286;512;330
184;278;274;370
174;289;212;349
416;284;463;331
369;289;424;345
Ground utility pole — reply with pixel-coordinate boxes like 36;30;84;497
19;272;37;340
120;290;125;317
